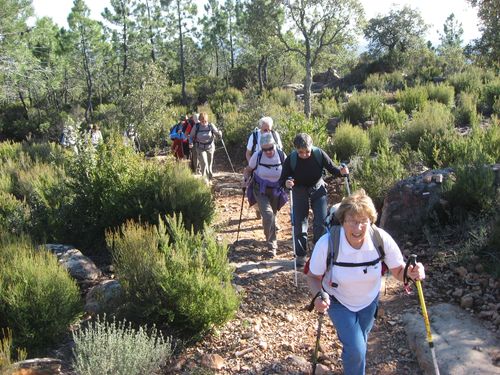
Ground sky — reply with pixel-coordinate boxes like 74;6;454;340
31;0;481;47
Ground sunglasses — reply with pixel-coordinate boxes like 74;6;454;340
262;145;275;152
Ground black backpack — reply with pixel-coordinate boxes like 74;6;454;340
255;148;285;169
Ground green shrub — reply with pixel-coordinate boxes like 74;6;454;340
330;122;370;161
368;123;391;153
72;315;171;375
402;102;454;150
217;110;251;148
353;145;408;208
384;71;406;91
426;83;455;107
0;192;30;235
278;112;329;154
312;96;340;119
209;87;244;120
66;136;214;251
448;67;484;95
396;85;429;114
0;328;27;373
374;104;407;130
108;215;240;333
444;161;496;216
342;91;384;124
264;88;296;107
454;92;480;126
0;240;82;353
364;73;386;92
479;78;500;116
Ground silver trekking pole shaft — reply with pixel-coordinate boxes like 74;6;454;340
288;181;298;288
220;138;236;173
341;162;350;196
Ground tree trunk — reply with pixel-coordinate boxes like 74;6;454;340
121;4;128;75
145;0;156;62
177;0;187;105
304;55;312;118
18;90;29;120
262;55;268;88
257;56;265;93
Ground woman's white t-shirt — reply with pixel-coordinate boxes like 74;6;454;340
309;227;403;312
248;150;285;182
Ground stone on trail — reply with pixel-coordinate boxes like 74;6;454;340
403;303;499;375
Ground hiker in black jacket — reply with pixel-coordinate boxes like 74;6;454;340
279;133;348;267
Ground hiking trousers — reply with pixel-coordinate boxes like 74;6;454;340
253;184;279;250
291;182;327;257
197;145;215;181
328;295;378;375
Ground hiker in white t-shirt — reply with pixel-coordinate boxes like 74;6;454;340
244;132;288;256
245;117;283;220
307;189;425;375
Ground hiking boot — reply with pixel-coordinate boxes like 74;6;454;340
296;256;306;268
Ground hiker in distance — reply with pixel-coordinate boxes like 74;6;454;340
170;114;191;160
189;112;222;183
243;132;288;256
280;133;348;267
307;189;425;375
245;116;283;220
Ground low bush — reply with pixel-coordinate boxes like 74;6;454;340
264;88;297;108
396;85;428;114
368;123;391;154
444;161;496;217
330;122;370;161
454;92;480;126
479;78;500;116
72;315;171;375
426;83;455;107
342;91;384;124
278;112;329;154
66;136;214;251
374;105;407;130
209;87;244;120
353;145;408;209
0;328;27;373
0;239;81;353
0;192;30;235
402;102;454;150
312;96;340;119
108;215;240;334
364;73;386;92
448;67;484;95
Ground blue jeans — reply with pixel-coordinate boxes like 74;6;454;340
291;182;327;257
328;296;379;375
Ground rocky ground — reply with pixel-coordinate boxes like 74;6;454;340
167;168;500;375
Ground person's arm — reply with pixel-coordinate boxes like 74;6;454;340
279;156;293;188
211;124;222;138
320;149;342;178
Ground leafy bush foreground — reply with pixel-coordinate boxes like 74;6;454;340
108;214;240;334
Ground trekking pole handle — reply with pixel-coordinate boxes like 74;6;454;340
307;290;329;312
404;254;418;286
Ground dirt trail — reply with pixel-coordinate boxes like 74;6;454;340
174;169;424;374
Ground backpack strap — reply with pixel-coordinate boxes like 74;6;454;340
251;129;258;154
255;149;285;169
271;130;279;147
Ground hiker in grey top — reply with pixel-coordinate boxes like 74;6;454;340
244;132;288;256
189;112;222;182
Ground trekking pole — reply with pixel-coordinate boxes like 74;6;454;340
219;137;236;173
307;291;328;375
288;178;298;288
404;254;440;375
341;162;350;196
236;186;246;243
